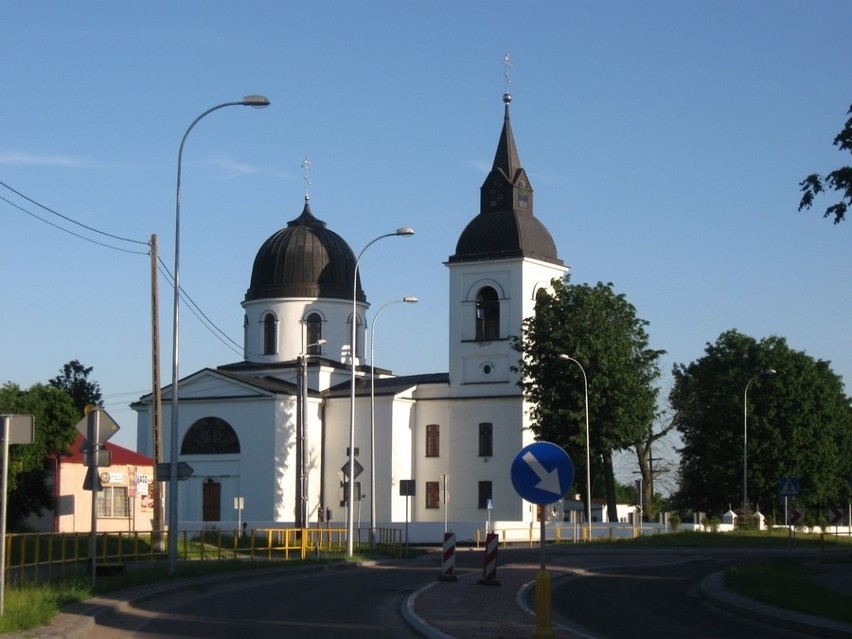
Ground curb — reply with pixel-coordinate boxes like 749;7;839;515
700;572;852;639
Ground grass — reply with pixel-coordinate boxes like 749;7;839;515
725;556;852;623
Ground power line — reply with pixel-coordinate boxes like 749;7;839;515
0;179;148;247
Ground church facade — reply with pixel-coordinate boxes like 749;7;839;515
133;91;568;542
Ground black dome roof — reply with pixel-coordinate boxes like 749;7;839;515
452;208;559;263
245;200;364;302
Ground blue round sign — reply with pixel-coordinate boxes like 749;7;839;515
511;441;574;505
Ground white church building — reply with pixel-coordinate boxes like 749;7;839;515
133;91;568;543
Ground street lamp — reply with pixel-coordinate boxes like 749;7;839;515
743;368;776;517
368;296;418;550
169;95;270;573
347;228;414;556
558;354;592;540
297;338;326;529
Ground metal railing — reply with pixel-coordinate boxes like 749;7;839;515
3;527;402;586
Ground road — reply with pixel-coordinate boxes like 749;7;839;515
548;551;817;638
87;563;432;638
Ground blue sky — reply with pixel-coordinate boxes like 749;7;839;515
2;1;849;479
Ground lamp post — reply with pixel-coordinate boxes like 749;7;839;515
169;95;270;573
297;338;326;529
743;368;776;517
559;354;592;540
347;229;414;556
368;296;418;550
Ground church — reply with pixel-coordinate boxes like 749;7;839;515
133;90;568;543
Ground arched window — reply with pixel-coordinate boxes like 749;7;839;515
181;417;241;454
475;287;500;341
263;313;277;355
306;312;322;354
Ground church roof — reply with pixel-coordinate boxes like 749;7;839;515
449;93;563;266
324;372;449;398
245;199;365;303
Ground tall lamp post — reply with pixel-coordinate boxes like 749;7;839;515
347;228;414;556
297;338;326;528
559;354;592;540
169;95;270;573
368;296;418;550
743;368;776;517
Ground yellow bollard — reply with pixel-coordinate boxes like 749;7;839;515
531;569;555;638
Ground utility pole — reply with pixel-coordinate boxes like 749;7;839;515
150;234;165;549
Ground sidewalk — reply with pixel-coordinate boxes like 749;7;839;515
404;561;581;639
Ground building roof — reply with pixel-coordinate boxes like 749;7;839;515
324;372;450;398
61;433;153;466
245;198;366;303
449;93;563;266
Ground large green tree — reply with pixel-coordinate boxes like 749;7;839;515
49;359;103;413
798;104;851;224
0;382;79;530
513;277;663;522
672;330;852;518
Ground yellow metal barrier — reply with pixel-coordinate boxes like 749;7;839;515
2;526;402;585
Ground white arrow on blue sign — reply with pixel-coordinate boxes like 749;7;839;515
511;441;574;505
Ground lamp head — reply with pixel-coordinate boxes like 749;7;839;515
242;95;271;108
559;354;572;361
402;296;418;303
395;227;415;236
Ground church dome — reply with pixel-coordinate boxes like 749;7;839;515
452;208;559;263
245;199;365;302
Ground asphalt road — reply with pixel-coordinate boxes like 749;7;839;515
548;553;817;638
86;563;432;639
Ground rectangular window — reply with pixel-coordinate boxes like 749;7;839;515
97;486;129;518
478;481;492;509
426;481;440;509
478;422;493;457
426;424;440;457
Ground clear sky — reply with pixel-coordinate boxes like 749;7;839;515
2;2;849;484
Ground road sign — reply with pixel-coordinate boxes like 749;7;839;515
788;508;802;526
156;461;194;481
779;476;800;497
83;467;102;492
76;409;120;446
399;479;416;496
511;441;574;505
828;507;844;525
83;448;111;467
0;415;34;444
341;459;363;479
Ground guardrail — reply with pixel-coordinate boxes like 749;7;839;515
3;526;402;585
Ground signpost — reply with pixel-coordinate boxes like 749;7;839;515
779;476;800;538
77;408;120;585
511;441;574;639
0;414;35;615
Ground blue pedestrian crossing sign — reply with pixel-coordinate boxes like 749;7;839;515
511;441;574;505
779;476;800;497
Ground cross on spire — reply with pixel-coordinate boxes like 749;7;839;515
502;52;512;95
302;156;313;200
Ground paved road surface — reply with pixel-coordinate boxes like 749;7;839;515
86;563;430;638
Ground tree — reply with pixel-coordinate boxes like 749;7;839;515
513;277;664;522
0;382;79;530
49;359;103;414
671;330;852;518
798;104;852;224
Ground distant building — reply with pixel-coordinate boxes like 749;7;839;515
132;90;570;542
31;433;155;533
